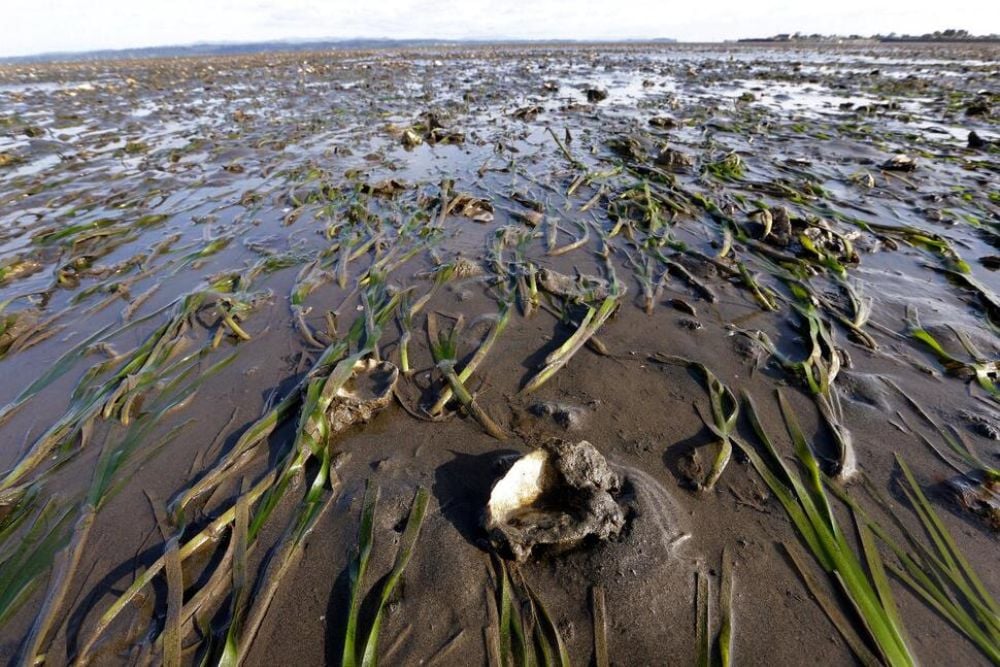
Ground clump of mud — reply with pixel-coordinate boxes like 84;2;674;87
529;400;589;430
484;438;625;561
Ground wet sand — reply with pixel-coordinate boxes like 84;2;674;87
0;42;998;665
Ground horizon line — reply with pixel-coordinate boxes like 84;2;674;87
4;31;996;64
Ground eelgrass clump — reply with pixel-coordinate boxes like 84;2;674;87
652;354;737;491
428;305;511;418
905;308;999;400
341;482;430;667
0;278;262;494
427;311;507;439
1;351;235;647
704;152;746;181
485;555;570;667
73;281;403;663
737;390;1000;665
736;391;914;666
739;287;857;480
867;457;1000;663
521;293;620;395
5;46;1000;667
0;501;73;629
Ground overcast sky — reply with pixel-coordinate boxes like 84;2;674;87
2;0;998;57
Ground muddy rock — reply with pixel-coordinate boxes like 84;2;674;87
0;152;24;168
0;308;40;355
450;255;484;278
767;205;794;247
427;126;465;145
530;401;588;430
965;96;991;117
655;147;694;171
607;135;648;161
979;255;1000;271
802;223;859;264
484;438;626;561
362;179;408;198
882;154;917;172
401;127;423;148
511;105;543;121
961;410;1000;440
946;471;999;532
397;111;465;146
585;87;609;103
447;193;494;223
513;209;544;227
511;191;544;212
649;116;677;129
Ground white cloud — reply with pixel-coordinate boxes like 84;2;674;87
1;0;997;57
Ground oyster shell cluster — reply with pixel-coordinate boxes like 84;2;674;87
537;268;615;303
326;358;399;434
485;438;625;561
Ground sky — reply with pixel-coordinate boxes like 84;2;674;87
2;0;999;57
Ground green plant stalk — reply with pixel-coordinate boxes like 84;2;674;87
830;466;1000;662
733;391;914;666
650;354;736;491
525;584;570;667
438;361;507;440
237;487;337;660
430;306;510;416
360;487;430;667
521;295;616;394
342;480;379;667
171;297;393;519
77;468;279;663
719;548;734;667
20;417;188;663
0;502;74;628
170;391;299;518
218;490;251;667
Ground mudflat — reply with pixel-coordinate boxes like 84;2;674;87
0;42;997;666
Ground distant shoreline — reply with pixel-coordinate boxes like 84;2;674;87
3;36;998;66
4;38;678;65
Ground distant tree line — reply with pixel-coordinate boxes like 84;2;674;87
739;29;999;43
878;29;999;42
